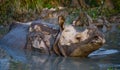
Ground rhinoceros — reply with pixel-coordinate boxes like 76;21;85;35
0;11;106;57
25;15;105;57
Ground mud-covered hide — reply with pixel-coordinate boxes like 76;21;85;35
26;22;59;54
53;25;105;57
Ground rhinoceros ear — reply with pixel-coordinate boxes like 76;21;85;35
58;15;65;31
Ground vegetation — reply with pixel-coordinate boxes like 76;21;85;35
112;0;120;12
0;0;119;26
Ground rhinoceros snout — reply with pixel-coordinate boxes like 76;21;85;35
91;35;105;44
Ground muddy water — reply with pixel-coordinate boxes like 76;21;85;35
0;24;120;70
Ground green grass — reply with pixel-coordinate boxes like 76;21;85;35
0;27;9;38
0;0;56;25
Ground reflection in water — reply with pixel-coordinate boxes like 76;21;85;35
24;53;99;70
0;49;119;70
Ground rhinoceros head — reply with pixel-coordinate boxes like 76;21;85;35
53;16;105;57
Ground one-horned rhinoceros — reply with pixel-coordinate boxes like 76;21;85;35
26;16;105;57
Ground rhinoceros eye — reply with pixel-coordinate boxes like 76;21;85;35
93;36;99;40
76;36;81;41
